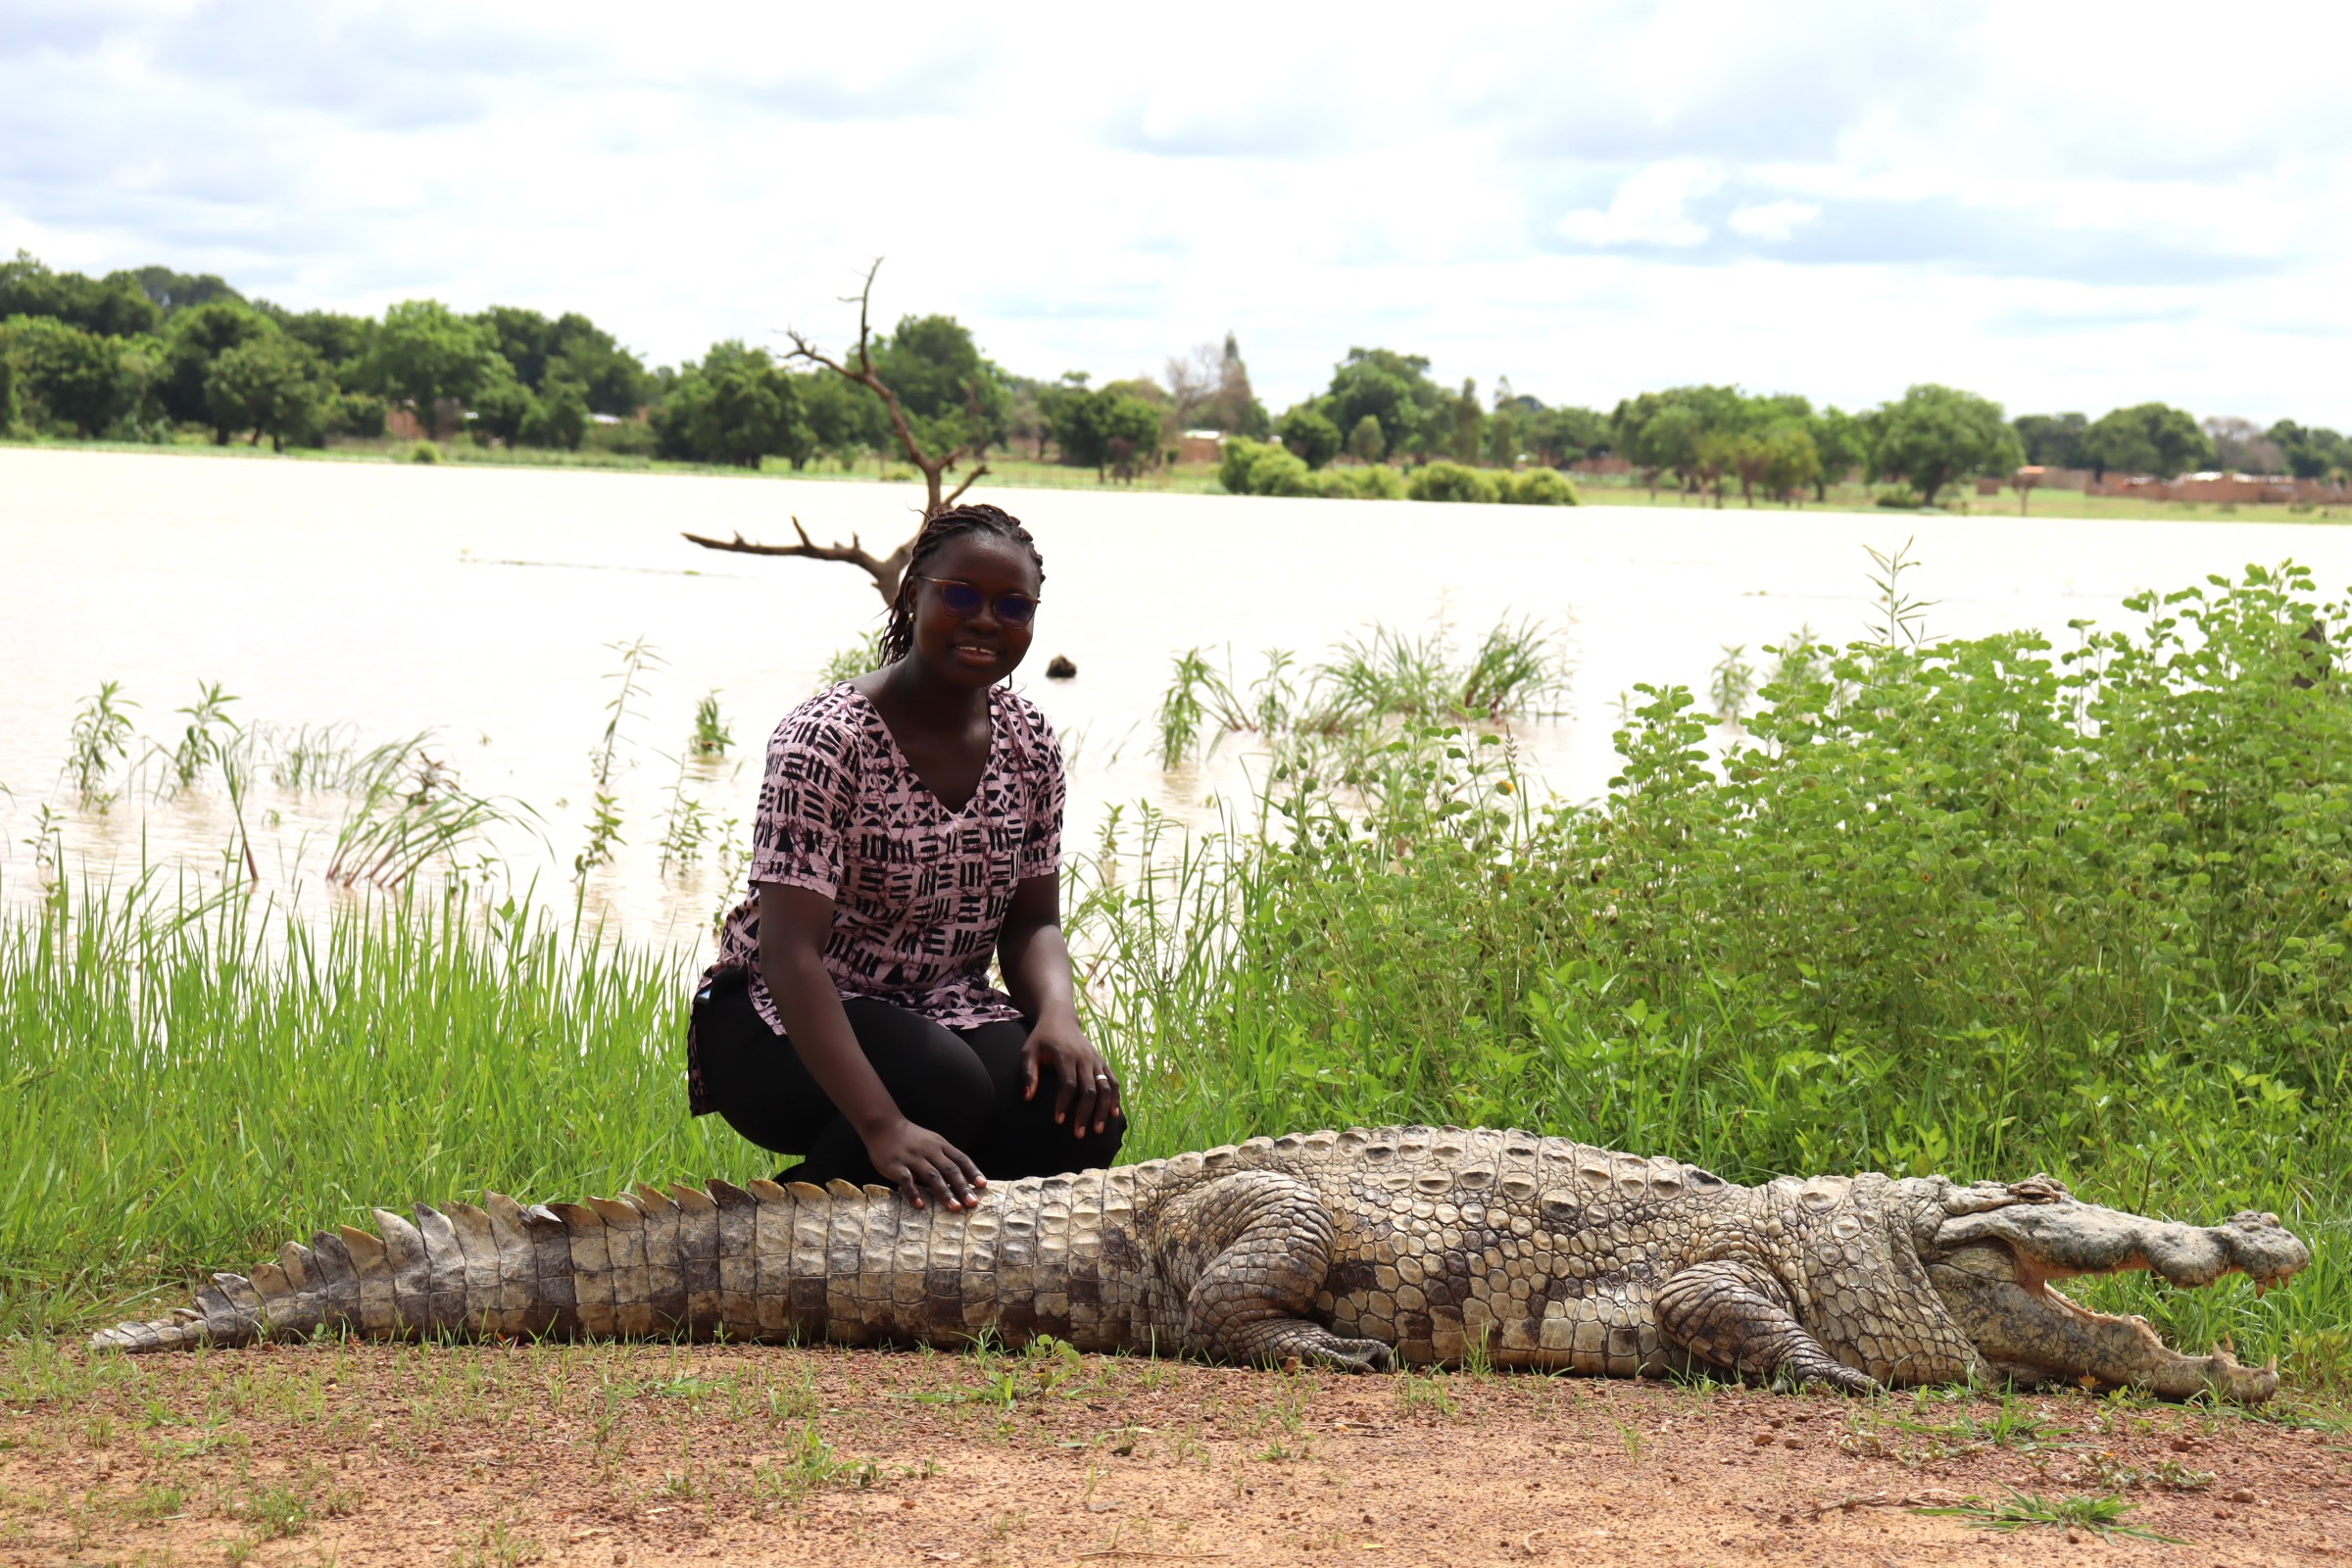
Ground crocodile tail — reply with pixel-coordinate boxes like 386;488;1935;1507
82;1177;966;1353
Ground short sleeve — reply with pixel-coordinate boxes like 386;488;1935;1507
1016;701;1066;881
747;699;860;899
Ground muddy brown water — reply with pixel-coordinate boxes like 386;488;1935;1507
7;446;2352;943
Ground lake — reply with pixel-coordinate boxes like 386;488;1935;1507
6;445;2350;946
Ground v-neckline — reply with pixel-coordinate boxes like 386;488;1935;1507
847;684;999;818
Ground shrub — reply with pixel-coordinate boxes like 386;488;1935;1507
1278;406;1343;469
1406;461;1501;504
1079;564;2352;1373
407;440;442;464
1501;467;1580;506
1245;445;1316;496
1346;464;1407;500
1875;486;1924;508
1218;436;1274;494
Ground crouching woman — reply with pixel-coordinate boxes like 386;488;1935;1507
687;503;1122;1211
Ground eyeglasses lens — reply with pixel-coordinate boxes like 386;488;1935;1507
932;578;1037;623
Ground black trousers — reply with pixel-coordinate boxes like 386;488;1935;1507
694;971;1124;1188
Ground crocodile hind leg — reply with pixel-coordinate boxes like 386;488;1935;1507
1654;1259;1878;1394
1152;1172;1394;1372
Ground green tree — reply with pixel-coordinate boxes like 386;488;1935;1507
1758;425;1822;503
520;375;590;451
1807;407;1869;502
204;334;332;450
1450;377;1484;464
0;254;162;338
2267;420;2352;481
2081;403;2214;480
1324;347;1443;461
0;334;18;433
1098;392;1163;481
1868;384;2023;505
160;302;277;433
1279;405;1343;469
1348;413;1387;464
2013;412;2088;469
1529;404;1610;467
865;314;1009;457
656;340;808;468
268;309;372;382
130;265;243;314
364;301;504;437
1;315;133;435
467;365;538;447
799;368;891;465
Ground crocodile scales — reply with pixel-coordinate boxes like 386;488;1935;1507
91;1125;2310;1402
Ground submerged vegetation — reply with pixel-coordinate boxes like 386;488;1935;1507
2;561;2348;1392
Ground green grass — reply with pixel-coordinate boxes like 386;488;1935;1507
1077;561;2352;1383
0;872;753;1337
3;561;2348;1397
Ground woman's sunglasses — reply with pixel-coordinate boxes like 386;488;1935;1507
918;575;1039;625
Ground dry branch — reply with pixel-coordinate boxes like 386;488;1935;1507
684;258;992;602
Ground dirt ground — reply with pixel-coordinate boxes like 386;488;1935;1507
2;1337;2347;1567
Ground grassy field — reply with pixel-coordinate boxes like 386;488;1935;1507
7;433;2344;522
2;564;2347;1396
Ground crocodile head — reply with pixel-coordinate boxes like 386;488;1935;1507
1899;1174;2309;1403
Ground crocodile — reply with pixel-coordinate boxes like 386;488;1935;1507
89;1125;2310;1402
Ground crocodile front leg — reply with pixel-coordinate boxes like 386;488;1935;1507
1152;1172;1394;1372
1655;1259;1877;1393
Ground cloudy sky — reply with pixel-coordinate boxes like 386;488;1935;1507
5;0;2346;423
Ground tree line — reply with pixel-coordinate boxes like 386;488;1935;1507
6;250;2348;497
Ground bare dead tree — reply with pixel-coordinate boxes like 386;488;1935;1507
681;259;989;604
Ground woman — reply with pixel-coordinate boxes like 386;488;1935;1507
689;502;1122;1212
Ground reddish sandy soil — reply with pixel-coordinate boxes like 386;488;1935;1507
2;1339;2347;1566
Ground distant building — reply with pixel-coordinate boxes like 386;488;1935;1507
1177;429;1225;464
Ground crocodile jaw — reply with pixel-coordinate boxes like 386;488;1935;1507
1911;1188;2308;1404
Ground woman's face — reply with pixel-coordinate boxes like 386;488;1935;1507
907;533;1041;690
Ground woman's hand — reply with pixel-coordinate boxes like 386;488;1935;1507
1022;1015;1120;1138
863;1118;987;1211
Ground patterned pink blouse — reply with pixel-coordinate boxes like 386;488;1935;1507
690;682;1067;1116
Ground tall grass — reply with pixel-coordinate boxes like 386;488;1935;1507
6;562;2348;1388
0;873;751;1337
1077;562;2352;1381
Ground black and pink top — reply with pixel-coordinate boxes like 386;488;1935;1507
690;682;1067;1116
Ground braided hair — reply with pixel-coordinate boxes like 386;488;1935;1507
880;503;1046;666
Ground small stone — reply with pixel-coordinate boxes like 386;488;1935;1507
1752;1431;1776;1446
1046;655;1078;679
2228;1488;2256;1504
1783;1436;1804;1449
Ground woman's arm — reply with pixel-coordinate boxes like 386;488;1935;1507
998;873;1119;1138
757;881;985;1210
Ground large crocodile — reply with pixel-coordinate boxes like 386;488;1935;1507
91;1126;2310;1402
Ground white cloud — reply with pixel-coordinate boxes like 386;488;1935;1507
1726;201;1821;243
3;0;2350;424
1553;162;1722;249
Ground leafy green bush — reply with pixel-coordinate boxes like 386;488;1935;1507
1346;464;1407;500
1501;467;1580;506
1079;564;2352;1378
407;439;442;464
1875;486;1924;508
1406;461;1501;504
1217;436;1273;494
1278;406;1342;469
1245;444;1315;496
